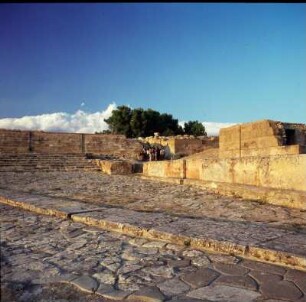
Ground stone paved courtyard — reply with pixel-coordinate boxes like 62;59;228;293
1;171;306;301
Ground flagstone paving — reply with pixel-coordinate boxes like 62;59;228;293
1;204;306;301
1;171;306;301
0;171;305;231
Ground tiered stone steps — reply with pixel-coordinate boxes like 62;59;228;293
0;153;100;172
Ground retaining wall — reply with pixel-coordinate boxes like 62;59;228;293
143;154;306;192
0;129;142;159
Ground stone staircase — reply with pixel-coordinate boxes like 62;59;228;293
0;153;100;172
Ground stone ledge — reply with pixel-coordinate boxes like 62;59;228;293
0;191;305;272
140;176;306;210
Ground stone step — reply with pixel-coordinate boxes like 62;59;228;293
0;153;100;172
0;189;305;272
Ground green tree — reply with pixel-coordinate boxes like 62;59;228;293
184;121;207;137
104;105;132;137
104;106;190;138
130;108;145;137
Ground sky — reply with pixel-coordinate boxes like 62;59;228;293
0;3;305;135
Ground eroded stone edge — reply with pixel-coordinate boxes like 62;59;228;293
1;195;305;272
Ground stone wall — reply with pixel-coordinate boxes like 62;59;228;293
0;130;30;153
0;129;142;159
143;160;185;179
141;136;218;158
219;120;306;158
143;154;306;192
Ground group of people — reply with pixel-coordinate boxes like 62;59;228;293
139;145;166;161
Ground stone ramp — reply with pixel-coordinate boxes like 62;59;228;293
0;189;305;271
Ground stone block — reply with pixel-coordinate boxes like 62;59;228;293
97;160;133;175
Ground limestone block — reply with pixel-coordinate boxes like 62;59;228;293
97;160;133;175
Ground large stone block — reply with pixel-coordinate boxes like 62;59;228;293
96;160;133;175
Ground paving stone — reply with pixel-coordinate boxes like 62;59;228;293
167;259;191;268
249;271;282;284
136;247;159;255
181;267;220;288
182;249;205;258
157;278;190;296
128;286;166;302
213;262;249;276
95;283;114;295
187;285;261;302
191;256;211;267
166;244;185;252
142;241;167;249
215;274;258;290
2;174;306;302
141;266;175;279
70;275;99;293
284;269;306;283
241;260;287;275
129;238;149;246
260;280;303;300
101;289;132;300
93;271;116;285
168;298;204;302
208;254;241;264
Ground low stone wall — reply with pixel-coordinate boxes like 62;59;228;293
95;160;133;175
0;129;142;160
143;160;185;179
140;136;218;157
143;154;306;192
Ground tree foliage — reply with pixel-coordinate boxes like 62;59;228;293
104;106;205;138
184;120;207;137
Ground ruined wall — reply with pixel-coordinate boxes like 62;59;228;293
219;120;306;158
198;155;306;191
141;136;218;157
0;130;29;153
31;132;82;153
143;154;306;192
143;160;185;179
0;129;142;159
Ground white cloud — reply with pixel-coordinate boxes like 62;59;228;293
80;102;85;107
0;103;236;136
0;103;117;134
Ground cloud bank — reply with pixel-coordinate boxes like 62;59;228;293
0;103;235;136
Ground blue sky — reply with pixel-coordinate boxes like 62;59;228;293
0;3;305;128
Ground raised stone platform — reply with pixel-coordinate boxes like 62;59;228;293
1;187;305;271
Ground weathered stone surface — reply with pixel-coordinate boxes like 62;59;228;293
101;289;132;300
241;260;287;275
167;259;191;268
70;275;99;293
128;286;165;302
260;280;303;300
208;254;240;264
215;275;258;290
157;278;190;296
187;285;261;302
191;256;211;267
213;262;249;276
95;283;114;295
249;271;282;284
142;241;167;249
93;271;116;285
181;268;220;288
1;173;306;302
